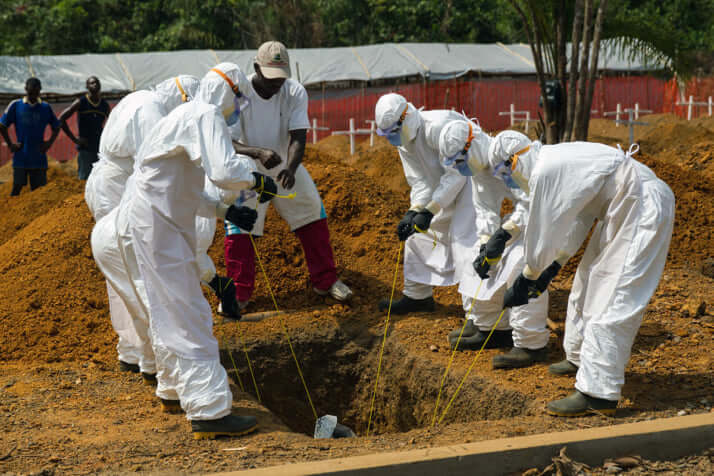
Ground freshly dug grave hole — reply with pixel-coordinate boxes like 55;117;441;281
220;323;532;436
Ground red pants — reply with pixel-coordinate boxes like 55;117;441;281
224;218;337;301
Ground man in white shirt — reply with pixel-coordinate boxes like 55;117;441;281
227;41;352;308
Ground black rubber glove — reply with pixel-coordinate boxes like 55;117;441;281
503;274;535;308
474;228;511;279
412;209;434;233
473;244;489;279
397;210;418;241
251;172;278;203
503;261;562;308
225;205;258;231
208;275;241;320
534;261;562;294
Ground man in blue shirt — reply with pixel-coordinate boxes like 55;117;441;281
0;77;61;196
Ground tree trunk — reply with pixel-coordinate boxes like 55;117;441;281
582;0;608;140
555;0;568;142
573;0;593;141
510;0;556;144
564;0;584;142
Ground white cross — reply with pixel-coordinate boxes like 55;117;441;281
676;96;714;120
331;118;373;155
308;118;330;144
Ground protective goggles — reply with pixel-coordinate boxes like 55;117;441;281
443;122;474;166
492;145;530;187
376;104;408;138
211;68;251;125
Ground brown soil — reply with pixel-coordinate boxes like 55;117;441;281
0;114;712;475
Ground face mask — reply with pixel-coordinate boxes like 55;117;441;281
493;161;519;189
224;94;251;126
455;160;473;176
386;129;402;146
377;123;403;147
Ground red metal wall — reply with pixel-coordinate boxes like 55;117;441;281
2;75;710;166
306;75;669;142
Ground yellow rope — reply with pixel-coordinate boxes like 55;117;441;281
437;308;507;425
430;279;484;427
236;322;262;403
366;241;403;436
219;324;245;392
249;232;318;420
413;224;437;249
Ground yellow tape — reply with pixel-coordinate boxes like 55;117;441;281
414;224;437;249
437;308;508;425
430;279;484;427
366;241;404;436
249;233;318;420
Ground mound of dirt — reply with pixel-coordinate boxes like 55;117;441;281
636;153;714;267
0;193;114;363
0;166;84;246
208;141;412;314
639;122;714;155
655;140;714;179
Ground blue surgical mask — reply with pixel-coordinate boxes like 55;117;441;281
493;161;519;189
386;130;402;146
455;160;473;176
226;94;251;126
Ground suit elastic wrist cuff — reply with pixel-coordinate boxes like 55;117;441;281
523;265;539;280
555;251;571;266
478;234;490;246
425;201;441;215
409;205;425;212
502;220;520;235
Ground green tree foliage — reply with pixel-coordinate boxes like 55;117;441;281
0;0;711;67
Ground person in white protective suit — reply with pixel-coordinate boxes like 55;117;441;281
438;120;551;364
87;76;200;377
372;94;488;328
114;62;278;438
489;130;674;416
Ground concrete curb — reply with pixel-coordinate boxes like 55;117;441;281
212;412;713;475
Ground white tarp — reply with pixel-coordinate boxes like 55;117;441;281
0;40;666;95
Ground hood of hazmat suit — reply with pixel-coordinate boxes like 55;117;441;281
197;63;251;126
487;130;539;193
375;93;421;146
151;75;201;112
438;119;492;176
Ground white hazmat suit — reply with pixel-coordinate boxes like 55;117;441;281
88;76;200;371
115;64;257;420
374;94;477;304
489;131;674;401
439;120;549;350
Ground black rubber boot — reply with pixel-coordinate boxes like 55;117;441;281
492;346;548;369
548;359;579;376
142;372;157;387
546;390;618;417
450;329;513;351
160;398;183;414
119;361;140;373
447;319;479;343
378;295;435;314
191;414;258;440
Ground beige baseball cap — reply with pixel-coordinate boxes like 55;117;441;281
256;41;291;79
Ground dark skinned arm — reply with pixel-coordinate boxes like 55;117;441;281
232;140;282;169
277;129;307;189
58;98;85;146
0;123;21;152
40;125;61;153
